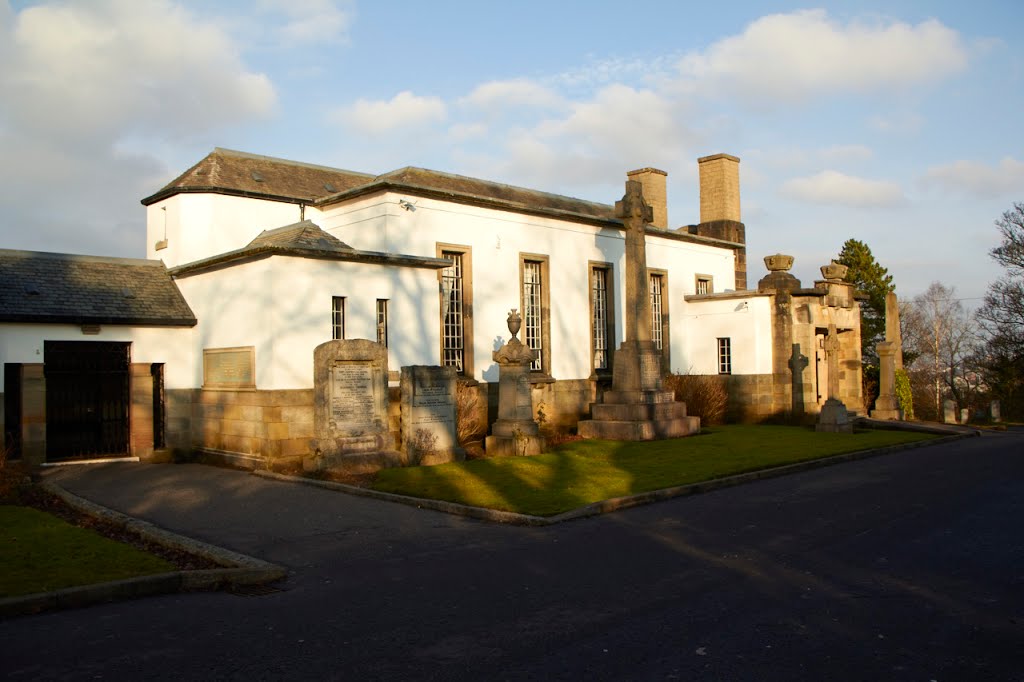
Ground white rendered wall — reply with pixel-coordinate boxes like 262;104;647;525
0;323;194;390
678;295;773;375
175;256;440;390
146;194;307;268
319;192;740;382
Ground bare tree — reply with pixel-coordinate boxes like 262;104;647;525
903;282;981;418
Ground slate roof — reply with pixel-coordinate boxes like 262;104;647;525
142;148;615;222
0;250;197;326
141;148;375;206
169;221;450;277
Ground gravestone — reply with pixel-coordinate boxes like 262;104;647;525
486;310;546;456
577;180;699;440
400;365;464;465
943;400;956;424
960;408;969;424
991;400;1001;422
816;323;853;433
308;339;401;473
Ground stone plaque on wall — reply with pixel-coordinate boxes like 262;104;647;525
330;362;378;428
400;365;463;466
203;347;255;389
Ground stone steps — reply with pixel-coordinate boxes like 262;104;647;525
577;416;700;441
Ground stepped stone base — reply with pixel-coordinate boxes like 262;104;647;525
578;389;701;441
816;398;853;433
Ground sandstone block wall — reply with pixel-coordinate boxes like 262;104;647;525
191;389;314;468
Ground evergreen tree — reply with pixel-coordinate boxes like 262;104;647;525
836;238;894;364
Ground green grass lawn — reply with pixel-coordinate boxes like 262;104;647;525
0;506;175;598
372;425;938;516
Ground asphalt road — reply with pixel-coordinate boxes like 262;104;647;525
3;430;1023;681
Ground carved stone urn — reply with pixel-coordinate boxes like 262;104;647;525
820;262;849;282
507;308;522;341
764;254;795;272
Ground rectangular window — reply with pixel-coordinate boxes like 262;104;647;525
696;275;713;295
590;265;614;372
441;251;464;371
376;299;389;347
718;337;732;375
523;260;543;370
649;274;664;351
332;296;345;340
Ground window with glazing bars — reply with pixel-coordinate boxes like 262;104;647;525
441;252;464;371
696;277;712;295
376;299;388;347
523;260;543;370
718;337;732;374
332;296;345;340
591;267;610;370
649;274;664;351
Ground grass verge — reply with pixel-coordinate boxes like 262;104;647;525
0;505;175;598
372;425;938;516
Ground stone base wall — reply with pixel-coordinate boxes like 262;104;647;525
524;379;597;434
191;389;314;469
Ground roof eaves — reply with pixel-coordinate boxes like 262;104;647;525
169;244;450;278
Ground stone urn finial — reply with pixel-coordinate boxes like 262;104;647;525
820;261;849;282
764;254;794;272
507;309;522;341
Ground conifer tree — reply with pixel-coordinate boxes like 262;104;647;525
836;238;894;364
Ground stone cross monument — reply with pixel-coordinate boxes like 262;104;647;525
816;323;853;432
577;180;700;440
485;310;546;456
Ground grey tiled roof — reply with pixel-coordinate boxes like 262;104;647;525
0;250;197;326
248;221;353;251
169;221;450;277
142;148;374;206
143;148;615;222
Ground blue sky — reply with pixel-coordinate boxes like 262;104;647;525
1;1;1021;303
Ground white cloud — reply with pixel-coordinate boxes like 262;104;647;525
257;0;353;45
460;79;565;113
922;157;1024;198
677;10;968;103
335;91;447;135
0;0;277;257
1;0;276;141
780;170;905;207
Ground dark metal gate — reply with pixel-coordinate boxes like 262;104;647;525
4;363;22;459
45;341;130;460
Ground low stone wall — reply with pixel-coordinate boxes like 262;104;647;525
191;389;314;469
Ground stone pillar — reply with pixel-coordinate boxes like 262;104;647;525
816;323;852;433
486;310;545;456
871;341;900;420
885;292;904;370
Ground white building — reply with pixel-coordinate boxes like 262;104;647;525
1;149;863;466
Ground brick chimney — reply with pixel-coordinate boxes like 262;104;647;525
698;153;740;223
626;167;668;229
691;153;746;290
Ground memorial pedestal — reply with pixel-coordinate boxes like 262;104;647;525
485;311;546;457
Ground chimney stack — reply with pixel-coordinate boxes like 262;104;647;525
698;153;740;223
626;167;668;229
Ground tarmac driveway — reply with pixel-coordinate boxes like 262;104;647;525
5;430;1024;681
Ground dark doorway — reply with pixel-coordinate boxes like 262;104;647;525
45;341;130;460
4;363;22;459
152;363;165;450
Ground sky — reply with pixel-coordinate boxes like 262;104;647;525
1;1;1022;304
